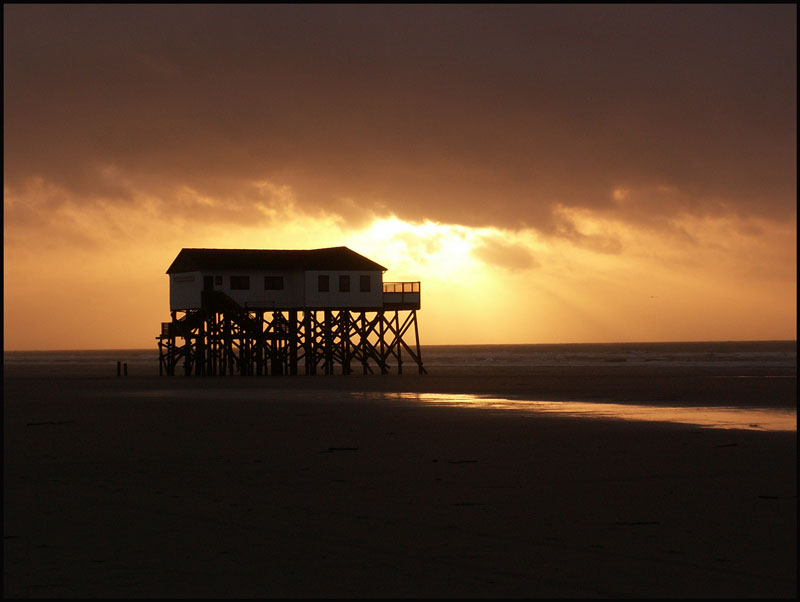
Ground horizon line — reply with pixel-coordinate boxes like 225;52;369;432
4;339;797;354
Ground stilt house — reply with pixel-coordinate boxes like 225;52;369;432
157;247;424;377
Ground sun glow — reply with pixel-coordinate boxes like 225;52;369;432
351;217;485;279
344;217;558;344
3;191;796;350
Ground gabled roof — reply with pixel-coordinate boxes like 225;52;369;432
166;247;387;274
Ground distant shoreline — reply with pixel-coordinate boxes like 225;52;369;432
4;339;797;353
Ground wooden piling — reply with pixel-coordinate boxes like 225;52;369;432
156;303;424;377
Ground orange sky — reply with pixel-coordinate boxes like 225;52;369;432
4;5;797;350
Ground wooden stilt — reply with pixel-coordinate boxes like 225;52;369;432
324;310;333;375
395;311;403;374
289;310;298;375
158;300;424;377
304;311;314;375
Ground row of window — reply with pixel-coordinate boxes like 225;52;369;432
318;274;371;293
226;275;372;293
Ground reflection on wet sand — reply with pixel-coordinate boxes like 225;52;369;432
391;393;797;431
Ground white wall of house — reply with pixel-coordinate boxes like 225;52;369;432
221;270;305;309
170;269;384;310
170;272;203;310
304;270;383;309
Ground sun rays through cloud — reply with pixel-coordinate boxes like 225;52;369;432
3;4;796;349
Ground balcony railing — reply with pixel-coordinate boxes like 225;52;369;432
383;281;420;293
382;281;421;308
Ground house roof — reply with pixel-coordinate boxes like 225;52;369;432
166;247;388;274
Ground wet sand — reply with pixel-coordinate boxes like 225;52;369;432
3;370;797;597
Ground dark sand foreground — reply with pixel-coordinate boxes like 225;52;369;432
4;369;796;598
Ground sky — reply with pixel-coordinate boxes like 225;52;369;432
4;4;797;350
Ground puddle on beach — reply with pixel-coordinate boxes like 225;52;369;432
389;393;797;432
116;387;794;432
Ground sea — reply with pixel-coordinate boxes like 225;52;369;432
4;341;796;431
4;340;796;377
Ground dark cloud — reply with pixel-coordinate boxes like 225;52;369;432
4;4;796;237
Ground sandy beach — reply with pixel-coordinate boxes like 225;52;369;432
4;368;796;598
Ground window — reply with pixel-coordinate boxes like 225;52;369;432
339;275;350;292
360;275;371;292
215;275;223;286
318;274;330;292
230;275;250;290
264;276;284;290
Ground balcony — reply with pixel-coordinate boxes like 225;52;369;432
383;281;421;310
